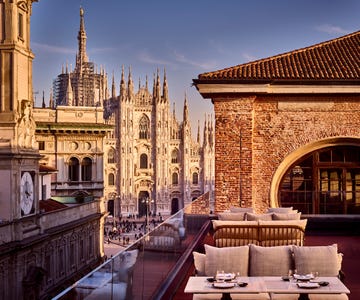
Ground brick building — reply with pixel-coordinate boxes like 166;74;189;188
194;31;360;214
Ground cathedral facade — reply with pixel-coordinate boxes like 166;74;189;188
37;8;215;218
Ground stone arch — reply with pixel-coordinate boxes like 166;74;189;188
271;137;360;208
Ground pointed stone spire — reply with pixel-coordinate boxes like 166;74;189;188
77;7;88;66
203;114;208;147
111;71;116;99
197;120;200;143
162;68;168;103
120;65;126;101
42;91;46;108
138;77;141;90
128;66;134;101
173;102;176;117
65;74;73;106
209;114;214;146
145;75;148;91
155;68;161;102
183;92;189;125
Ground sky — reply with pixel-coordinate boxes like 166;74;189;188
30;0;360;136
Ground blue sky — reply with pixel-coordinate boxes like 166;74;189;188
31;0;360;134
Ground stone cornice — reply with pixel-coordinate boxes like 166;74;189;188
195;83;360;98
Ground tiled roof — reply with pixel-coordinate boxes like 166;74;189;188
196;31;360;82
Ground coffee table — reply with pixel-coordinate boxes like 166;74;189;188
184;276;350;300
263;276;350;300
184;276;266;300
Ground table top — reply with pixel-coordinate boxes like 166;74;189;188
184;276;350;295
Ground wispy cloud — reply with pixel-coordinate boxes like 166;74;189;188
315;24;350;35
242;53;258;62
138;50;174;66
88;47;117;54
173;50;216;70
31;42;75;54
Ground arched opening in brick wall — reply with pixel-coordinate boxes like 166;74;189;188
271;138;360;214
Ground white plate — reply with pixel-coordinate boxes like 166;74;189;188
297;282;320;289
216;273;235;280
294;274;313;281
212;282;236;289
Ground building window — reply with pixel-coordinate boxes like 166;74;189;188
81;157;92;181
18;13;24;39
192;172;199;185
108;149;115;163
38;141;45;150
68;157;79;181
279;145;360;215
172;172;178;185
171;149;179;163
139;115;150;139
108;173;115;186
140;153;148;169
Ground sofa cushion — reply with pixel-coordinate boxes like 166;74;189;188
272;212;301;220
218;212;246;221
204;244;249;277
230;206;254;213
193;251;206;276
249;244;293;276
212;220;258;230
246;213;273;221
267;207;294;213
259;219;307;230
293;244;340;276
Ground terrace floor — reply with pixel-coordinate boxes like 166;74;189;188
172;231;360;300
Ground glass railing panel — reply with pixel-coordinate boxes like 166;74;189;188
52;193;211;300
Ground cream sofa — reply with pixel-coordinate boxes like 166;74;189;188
212;219;307;247
192;244;347;300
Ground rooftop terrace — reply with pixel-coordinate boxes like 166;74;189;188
52;197;360;300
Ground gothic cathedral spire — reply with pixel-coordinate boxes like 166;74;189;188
162;68;169;103
76;7;88;70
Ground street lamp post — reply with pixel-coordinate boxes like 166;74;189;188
143;197;154;233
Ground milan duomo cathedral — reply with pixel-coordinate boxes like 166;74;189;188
36;8;214;218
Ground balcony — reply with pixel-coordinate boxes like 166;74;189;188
52;195;360;300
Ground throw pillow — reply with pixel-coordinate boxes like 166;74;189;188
218;212;246;221
193;251;206;276
272;212;301;220
212;220;258;230
246;212;273;221
249;244;293;276
230;206;254;213
267;207;294;214
204;244;249;277
293;244;340;276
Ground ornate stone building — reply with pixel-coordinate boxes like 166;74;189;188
194;30;360;215
0;1;103;299
42;8;215;218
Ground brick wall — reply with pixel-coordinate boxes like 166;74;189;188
213;94;360;213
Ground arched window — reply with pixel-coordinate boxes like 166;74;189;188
108;173;115;186
192;172;199;185
171;149;179;163
81;157;92;181
140;154;148;169
68;157;79;181
279;145;360;215
108;149;115;164
139;115;150;139
172;172;178;185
